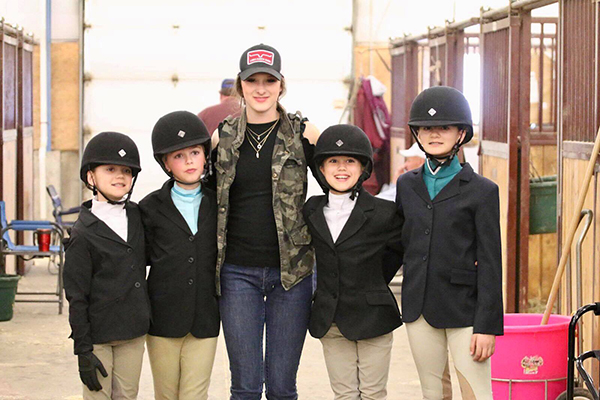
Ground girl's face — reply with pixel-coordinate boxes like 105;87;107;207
320;156;364;195
163;145;206;190
417;125;465;158
241;73;281;115
87;164;133;202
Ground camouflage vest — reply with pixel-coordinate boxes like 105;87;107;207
214;106;314;294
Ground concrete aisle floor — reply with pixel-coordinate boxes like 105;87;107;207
0;266;463;399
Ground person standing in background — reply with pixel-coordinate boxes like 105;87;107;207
376;142;426;201
199;79;242;135
398;142;426;175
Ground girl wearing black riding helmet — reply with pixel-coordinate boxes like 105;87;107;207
397;86;503;400
305;124;403;399
139;111;220;399
64;131;150;399
210;43;320;399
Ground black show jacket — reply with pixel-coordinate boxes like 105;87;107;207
304;189;403;341
395;163;503;335
139;180;219;338
63;201;150;355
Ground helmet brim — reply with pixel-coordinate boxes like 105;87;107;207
153;136;211;157
79;160;141;183
313;151;373;187
408;121;473;144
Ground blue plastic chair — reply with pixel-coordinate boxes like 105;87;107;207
46;185;80;229
0;201;64;314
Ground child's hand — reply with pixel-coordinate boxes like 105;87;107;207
470;333;495;362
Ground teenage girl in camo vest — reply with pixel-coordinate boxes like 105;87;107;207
210;43;319;399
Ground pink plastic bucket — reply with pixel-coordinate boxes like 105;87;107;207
491;313;570;399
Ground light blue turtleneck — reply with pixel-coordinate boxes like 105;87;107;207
171;183;202;234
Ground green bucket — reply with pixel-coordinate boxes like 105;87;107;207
529;175;557;235
0;274;20;321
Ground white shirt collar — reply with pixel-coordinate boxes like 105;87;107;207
326;192;355;210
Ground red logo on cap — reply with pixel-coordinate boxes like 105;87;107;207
247;50;274;66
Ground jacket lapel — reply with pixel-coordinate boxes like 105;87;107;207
125;203;141;244
156;180;193;235
432;175;461;203
308;196;336;250
334;189;373;246
95;219;128;246
432;163;474;204
196;185;212;233
409;168;433;205
79;201;128;246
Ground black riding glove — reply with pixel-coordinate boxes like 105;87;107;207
77;351;108;391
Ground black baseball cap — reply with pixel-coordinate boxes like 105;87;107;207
239;44;282;81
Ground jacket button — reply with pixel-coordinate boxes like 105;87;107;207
188;279;194;285
220;207;226;213
273;172;278;179
134;282;141;288
427;204;432;210
425;229;430;235
130;265;135;270
127;248;133;254
189;236;195;242
188;257;194;263
422;255;428;261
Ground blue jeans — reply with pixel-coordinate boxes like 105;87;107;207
219;263;312;400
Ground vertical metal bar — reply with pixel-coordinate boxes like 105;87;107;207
587;1;600;134
593;0;600;385
539;23;545;132
78;0;85;204
45;0;51;152
405;41;419;150
566;257;572;313
576;210;594;358
555;0;563;315
16;28;24;275
506;16;521;313
507;13;530;312
444;28;449;87
519;11;532;311
455;30;465;91
0;19;4;201
551;35;557;132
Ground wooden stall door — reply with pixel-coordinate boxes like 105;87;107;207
479;12;531;313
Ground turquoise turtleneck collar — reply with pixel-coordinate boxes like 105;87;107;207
422;157;462;200
171;183;202;234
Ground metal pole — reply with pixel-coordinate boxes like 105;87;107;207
38;0;51;220
78;0;85;204
575;210;593;358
